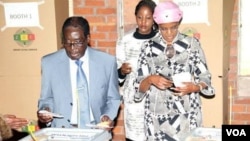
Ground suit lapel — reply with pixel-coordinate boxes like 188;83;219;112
88;48;98;100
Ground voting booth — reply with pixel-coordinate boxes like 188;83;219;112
0;0;68;119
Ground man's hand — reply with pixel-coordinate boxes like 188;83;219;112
37;107;53;124
99;115;114;131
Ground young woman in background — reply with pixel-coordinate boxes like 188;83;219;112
116;0;158;140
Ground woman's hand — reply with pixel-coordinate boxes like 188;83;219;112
121;62;132;75
3;114;28;130
150;75;173;90
140;74;173;93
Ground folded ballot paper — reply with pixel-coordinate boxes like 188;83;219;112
172;72;192;87
19;128;111;141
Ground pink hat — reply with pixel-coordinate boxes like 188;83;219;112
153;1;183;24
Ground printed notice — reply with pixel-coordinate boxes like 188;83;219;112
173;0;209;25
0;0;44;31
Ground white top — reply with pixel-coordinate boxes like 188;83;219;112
116;30;158;140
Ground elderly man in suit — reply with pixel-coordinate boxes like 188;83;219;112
37;16;121;130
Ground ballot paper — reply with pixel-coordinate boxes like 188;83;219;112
38;110;64;118
172;72;192;87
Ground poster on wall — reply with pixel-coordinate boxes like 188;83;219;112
0;0;44;31
173;0;209;25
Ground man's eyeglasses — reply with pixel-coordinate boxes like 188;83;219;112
63;41;84;47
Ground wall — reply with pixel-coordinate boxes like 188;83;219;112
73;0;118;55
222;0;235;125
230;0;250;124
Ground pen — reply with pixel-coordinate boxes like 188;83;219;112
29;131;37;141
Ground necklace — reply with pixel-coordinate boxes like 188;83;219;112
165;44;175;59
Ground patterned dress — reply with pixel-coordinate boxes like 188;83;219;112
134;32;215;141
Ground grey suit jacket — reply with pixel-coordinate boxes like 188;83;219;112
38;47;121;128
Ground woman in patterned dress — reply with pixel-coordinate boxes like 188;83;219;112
134;1;215;141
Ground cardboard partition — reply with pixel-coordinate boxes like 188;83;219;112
0;0;69;120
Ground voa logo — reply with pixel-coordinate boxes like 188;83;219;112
226;129;246;136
